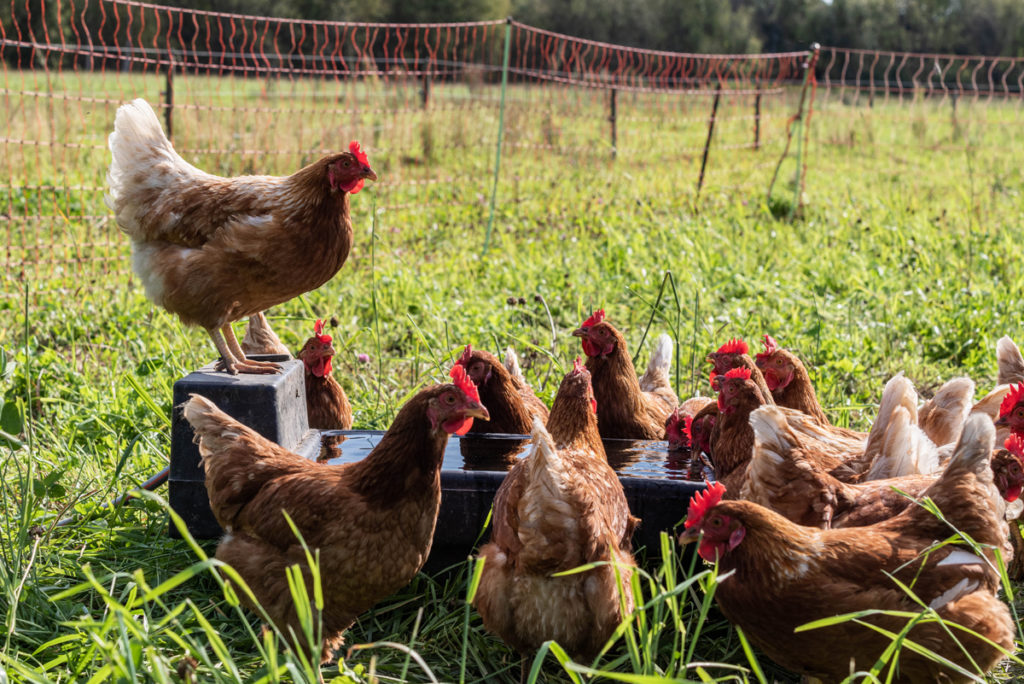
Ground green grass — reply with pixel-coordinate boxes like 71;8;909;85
2;66;1024;682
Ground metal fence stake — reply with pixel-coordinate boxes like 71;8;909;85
696;82;722;203
610;88;618;160
482;17;513;256
754;84;761;151
164;61;174;142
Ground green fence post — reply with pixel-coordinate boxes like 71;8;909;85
482;17;513;256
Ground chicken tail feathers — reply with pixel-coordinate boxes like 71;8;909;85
639;334;673;393
943;413;996;480
744;405;804;498
517;417;577;571
106;98;193;238
920;413;1007;550
749;405;802;461
917;376;974;448
866;405;941;480
503;347;523;381
864;373;917;476
182;393;299;528
241;312;292;358
997;336;1024;387
182;394;242;460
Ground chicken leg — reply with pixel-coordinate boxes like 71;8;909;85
208;327;280;375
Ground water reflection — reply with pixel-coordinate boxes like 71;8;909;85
318;430;712;483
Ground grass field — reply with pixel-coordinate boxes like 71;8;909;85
1;67;1024;682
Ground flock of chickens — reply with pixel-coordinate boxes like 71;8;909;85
105;98;1022;681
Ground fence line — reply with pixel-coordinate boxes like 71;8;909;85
3;0;1023;297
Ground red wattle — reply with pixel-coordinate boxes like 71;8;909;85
1006;484;1022;502
445;417;474;435
342;178;365;194
581;339;599;357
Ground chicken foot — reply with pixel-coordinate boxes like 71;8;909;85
223;323;281;370
208;326;280;374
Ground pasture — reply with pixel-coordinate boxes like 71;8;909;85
1;62;1024;682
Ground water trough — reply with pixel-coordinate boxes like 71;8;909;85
169;360;708;566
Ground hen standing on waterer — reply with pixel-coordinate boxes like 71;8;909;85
106;98;376;374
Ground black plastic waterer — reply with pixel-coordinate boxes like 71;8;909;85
169;361;705;565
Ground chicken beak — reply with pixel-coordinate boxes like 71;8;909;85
571;327;587;338
464;402;490;422
361;165;378;182
678;526;700;545
705;353;716;365
995;415;1009;427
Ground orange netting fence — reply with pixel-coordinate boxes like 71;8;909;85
2;0;1019;297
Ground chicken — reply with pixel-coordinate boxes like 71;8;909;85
744;405;1023;529
688;402;719;458
456;345;548;435
241;312;292;358
706;338;775;402
107;98;377;374
712;367;863;492
753;334;834;424
680;413;1014;683
297;319;353;461
181;365;488;664
572;310;677;439
995;382;1024;437
474;359;637;668
998;433;1024;579
664;398;715;452
996;335;1024;386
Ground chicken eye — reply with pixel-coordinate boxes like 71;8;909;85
343;160;351;167
709;517;722;527
775;358;785;366
445;393;457;405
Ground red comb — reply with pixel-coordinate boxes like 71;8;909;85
724;366;752;381
1000;383;1024;418
313;319;332;344
717;338;748;355
1006;433;1024;457
449;364;480;403
755;334;779;363
683;415;694;448
349;140;369;166
457;345;473;366
573;357;586;374
684;481;727;529
581;309;605;328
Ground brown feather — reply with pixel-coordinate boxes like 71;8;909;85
474;366;637;661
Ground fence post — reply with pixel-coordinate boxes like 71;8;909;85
609;88;618;160
753;82;761;151
695;81;722;202
164;59;174;142
482;17;513;256
422;74;431;109
950;91;958;137
766;43;819;217
791;43;820;218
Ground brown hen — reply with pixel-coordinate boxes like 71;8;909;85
181;367;488;665
456;345;548;435
474;359;637;669
107;98;376;374
681;413;1014;683
572;310;677;439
